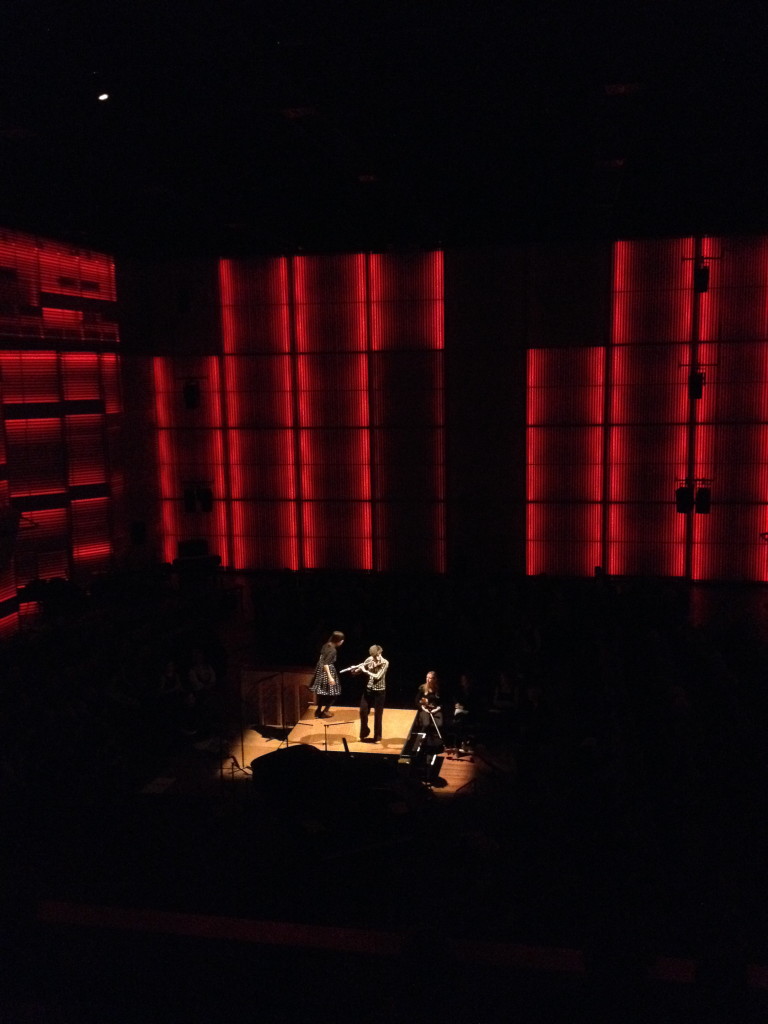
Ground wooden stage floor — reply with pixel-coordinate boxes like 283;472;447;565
284;705;418;754
238;705;478;796
141;705;478;797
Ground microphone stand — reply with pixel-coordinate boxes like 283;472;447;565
320;720;354;752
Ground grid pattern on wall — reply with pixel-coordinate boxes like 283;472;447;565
527;236;768;581
153;252;445;572
0;395;16;638
0;230;120;633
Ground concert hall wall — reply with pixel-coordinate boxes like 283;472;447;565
146;252;446;572
527;237;768;582
0;228;122;636
118;236;768;583
3;230;768;636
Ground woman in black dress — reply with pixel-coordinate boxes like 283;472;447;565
310;630;345;718
416;669;444;736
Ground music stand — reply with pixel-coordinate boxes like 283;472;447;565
423;707;443;743
419;707;444;788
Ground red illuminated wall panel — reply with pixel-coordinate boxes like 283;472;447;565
526;347;605;575
368;253;444;571
0;389;18;637
701;237;768;343
528;235;768;581
691;505;768;583
154;251;445;573
219;258;298;570
291;254;372;570
61;353;102;400
5;419;66;496
71;497;112;571
152;355;230;566
11;507;69;587
0;230;120;617
527;503;602;578
611;238;694;345
687;238;768;580
100;354;122;414
0;352;61;402
65;415;106;486
605;343;690;577
368;251;444;351
605;239;696;577
691;340;768;581
0;229;117;344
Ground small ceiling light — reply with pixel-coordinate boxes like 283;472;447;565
98;93;109;102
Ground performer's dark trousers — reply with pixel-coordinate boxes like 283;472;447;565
359;688;385;740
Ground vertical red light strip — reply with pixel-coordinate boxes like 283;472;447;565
293;257;309;355
678;238;698;579
207;354;231;568
152;357;178;563
592;345;607;577
611;241;631;345
290;252;315;569
690;237;719;581
370;253;385;570
698;236;719;342
277;258;300;569
761;241;768;582
224;350;247;568
606;242;628;575
356;253;373;570
525;349;540;574
607;240;694;578
432;251;446;572
369;253;383;352
218;259;243;567
604;339;622;577
290;255;376;570
368;253;385;568
219;259;237;356
100;353;121;414
292;257;314;568
219;257;302;571
0;372;18;636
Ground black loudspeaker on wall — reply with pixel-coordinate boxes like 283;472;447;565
676;485;711;514
676;486;694;513
694;487;711;514
693;264;710;294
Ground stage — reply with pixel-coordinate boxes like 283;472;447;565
139;701;477;798
284;705;419;754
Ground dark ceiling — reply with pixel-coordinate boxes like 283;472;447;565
1;0;767;258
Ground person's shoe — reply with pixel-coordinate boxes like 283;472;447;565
360;729;370;740
320;711;333;718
